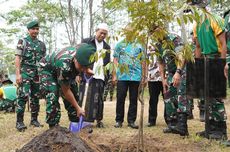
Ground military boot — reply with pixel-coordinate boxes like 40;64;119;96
30;114;43;127
196;119;215;139
209;121;227;140
172;113;189;136
163;117;177;134
196;120;227;140
16;113;27;132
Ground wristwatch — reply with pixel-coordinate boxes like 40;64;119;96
176;69;182;75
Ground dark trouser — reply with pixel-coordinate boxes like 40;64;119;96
115;80;140;123
79;78;105;122
148;81;163;123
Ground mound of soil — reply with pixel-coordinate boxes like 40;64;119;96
16;126;95;152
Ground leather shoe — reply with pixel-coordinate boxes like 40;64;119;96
96;121;105;128
114;122;122;128
128;122;138;129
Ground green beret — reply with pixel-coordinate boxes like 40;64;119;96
75;43;96;66
2;79;13;84
27;20;39;29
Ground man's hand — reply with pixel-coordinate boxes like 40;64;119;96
141;76;148;87
162;78;169;93
75;76;82;84
77;107;85;117
16;74;22;84
224;63;228;79
85;68;94;76
172;72;181;87
112;75;117;85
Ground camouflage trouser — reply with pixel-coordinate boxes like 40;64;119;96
208;99;227;122
16;69;40;117
0;99;15;112
39;67;79;125
197;96;226;121
103;77;114;101
164;71;189;121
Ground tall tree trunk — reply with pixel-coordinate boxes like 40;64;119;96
81;0;84;41
180;12;187;43
59;0;72;45
89;0;93;37
101;0;106;22
68;0;76;45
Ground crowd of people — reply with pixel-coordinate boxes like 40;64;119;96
0;0;230;146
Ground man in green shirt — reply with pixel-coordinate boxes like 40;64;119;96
224;10;230;82
192;0;228;140
0;79;17;112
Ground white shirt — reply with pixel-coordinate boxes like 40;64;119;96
148;50;162;82
93;39;105;80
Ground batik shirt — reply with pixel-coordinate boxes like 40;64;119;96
114;40;143;81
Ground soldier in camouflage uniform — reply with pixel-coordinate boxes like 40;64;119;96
192;0;228;140
15;20;46;131
221;9;230;146
158;34;189;136
39;43;95;128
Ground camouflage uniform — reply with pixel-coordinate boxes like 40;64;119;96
163;68;188;123
16;35;46;124
193;10;227;140
158;35;189;136
39;46;80;126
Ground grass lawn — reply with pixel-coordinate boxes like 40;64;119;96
1;92;230;151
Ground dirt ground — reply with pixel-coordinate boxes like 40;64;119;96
1;95;230;152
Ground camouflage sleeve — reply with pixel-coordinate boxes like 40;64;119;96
57;61;72;86
15;39;24;56
57;69;72;86
41;41;47;56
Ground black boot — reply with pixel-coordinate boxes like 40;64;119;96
16;113;27;132
196;120;227;140
163;117;177;134
30;119;43;127
172;113;189;136
209;121;227;140
30;115;43;127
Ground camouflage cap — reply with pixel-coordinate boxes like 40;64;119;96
27;20;39;29
75;43;96;66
